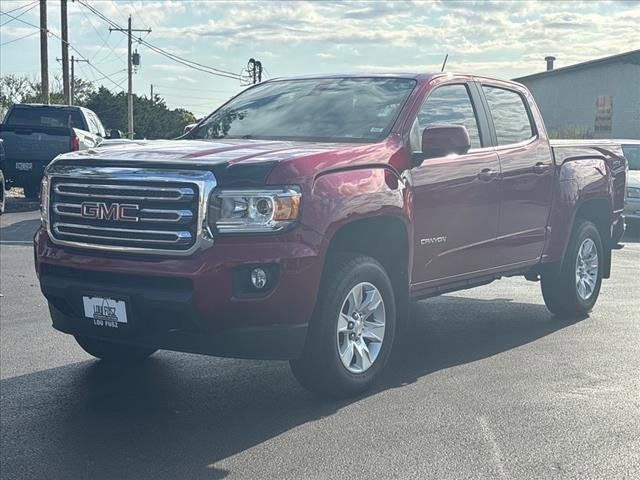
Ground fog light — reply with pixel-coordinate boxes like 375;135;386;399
250;268;268;289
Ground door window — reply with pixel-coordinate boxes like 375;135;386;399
482;86;534;145
89;111;106;137
411;84;482;151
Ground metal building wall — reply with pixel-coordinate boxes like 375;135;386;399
519;61;640;140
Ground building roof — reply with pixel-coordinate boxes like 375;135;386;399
514;49;640;82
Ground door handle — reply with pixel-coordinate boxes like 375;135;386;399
533;162;550;174
477;168;498;181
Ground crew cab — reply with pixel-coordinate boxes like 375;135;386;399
34;74;626;397
0;104;105;198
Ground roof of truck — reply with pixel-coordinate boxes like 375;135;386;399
14;103;82;109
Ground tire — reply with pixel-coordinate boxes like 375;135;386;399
541;219;604;317
75;335;157;362
290;254;396;398
23;180;40;200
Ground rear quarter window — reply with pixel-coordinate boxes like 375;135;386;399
482;86;534;145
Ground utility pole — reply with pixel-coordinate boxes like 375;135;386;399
39;0;49;103
68;56;88;105
150;84;153;105
60;0;70;104
110;16;151;139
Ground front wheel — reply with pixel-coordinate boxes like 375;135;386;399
290;254;396;398
541;219;604;317
75;335;157;362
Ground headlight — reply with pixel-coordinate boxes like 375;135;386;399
627;187;640;199
40;175;50;227
208;186;301;234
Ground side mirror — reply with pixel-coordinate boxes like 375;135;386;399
417;124;471;162
109;129;121;139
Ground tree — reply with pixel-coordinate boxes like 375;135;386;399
0;75;32;118
22;77;95;105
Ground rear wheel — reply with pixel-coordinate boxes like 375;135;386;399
541;219;604;317
290;254;396;398
75;335;157;362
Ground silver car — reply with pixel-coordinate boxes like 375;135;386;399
623;141;640;226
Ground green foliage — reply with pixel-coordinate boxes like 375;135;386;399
85;87;196;139
0;75;196;139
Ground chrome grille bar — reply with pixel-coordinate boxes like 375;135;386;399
45;165;216;255
53;223;192;244
54;183;195;201
53;203;194;223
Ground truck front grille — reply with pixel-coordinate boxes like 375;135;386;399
46;167;216;255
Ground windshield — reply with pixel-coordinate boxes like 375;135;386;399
623;145;640;170
189;77;416;142
7;106;84;129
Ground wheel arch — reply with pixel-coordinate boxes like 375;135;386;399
323;215;411;327
573;197;612;278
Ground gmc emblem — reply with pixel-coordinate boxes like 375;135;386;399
80;202;140;222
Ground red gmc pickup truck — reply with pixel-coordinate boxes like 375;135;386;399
34;74;626;397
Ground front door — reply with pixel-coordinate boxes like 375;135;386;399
409;83;501;287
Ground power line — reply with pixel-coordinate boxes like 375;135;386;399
93;34;126;66
76;0;241;81
155;92;233;101
78;6;122;65
1;9;125;91
0;2;37;27
0;0;38;17
0;30;38;46
154;84;240;94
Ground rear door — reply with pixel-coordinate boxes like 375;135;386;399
479;83;554;266
409;82;502;287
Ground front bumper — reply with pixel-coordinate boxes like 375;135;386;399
34;226;325;360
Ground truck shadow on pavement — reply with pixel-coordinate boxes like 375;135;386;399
0;295;585;480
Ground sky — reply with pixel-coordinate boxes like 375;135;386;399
1;0;639;117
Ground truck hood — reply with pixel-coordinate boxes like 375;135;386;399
50;137;399;187
58;138;359;166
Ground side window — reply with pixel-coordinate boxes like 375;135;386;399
412;84;482;152
90;111;106;137
78;110;91;132
482;86;534;145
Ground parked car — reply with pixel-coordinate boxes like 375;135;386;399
622;141;640;228
34;74;626;397
0;138;5;214
0;104;105;198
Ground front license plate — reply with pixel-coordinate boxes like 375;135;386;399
83;295;128;329
15;162;33;171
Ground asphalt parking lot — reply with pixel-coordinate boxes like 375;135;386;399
1;197;639;480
